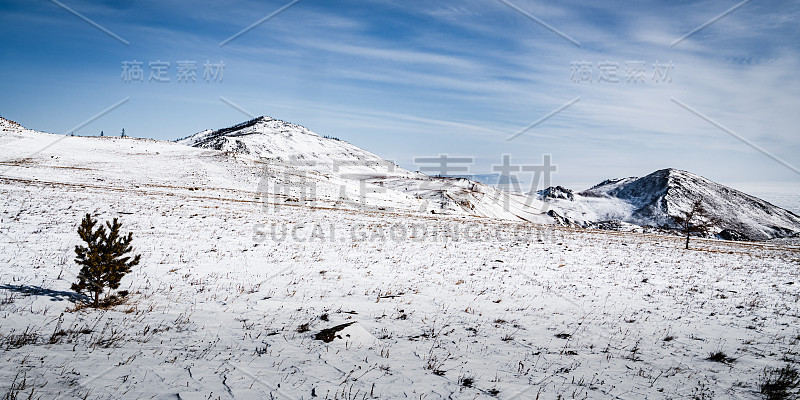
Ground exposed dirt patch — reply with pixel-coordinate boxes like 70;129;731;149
314;322;356;343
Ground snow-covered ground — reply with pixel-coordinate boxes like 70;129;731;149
2;124;800;399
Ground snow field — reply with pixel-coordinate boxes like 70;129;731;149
1;176;799;399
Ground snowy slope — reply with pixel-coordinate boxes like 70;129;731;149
0;115;557;228
2;114;800;399
0;116;25;132
178;116;554;224
178;117;800;239
5;115;797;240
178;116;417;180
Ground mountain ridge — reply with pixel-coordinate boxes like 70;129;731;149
179;116;799;239
570;168;800;240
2;114;798;240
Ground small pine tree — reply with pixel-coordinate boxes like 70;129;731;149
121;128;126;138
100;131;104;137
72;214;140;307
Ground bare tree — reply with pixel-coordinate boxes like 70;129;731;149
673;199;717;250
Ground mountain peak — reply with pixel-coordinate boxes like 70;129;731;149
654;167;679;173
579;168;800;240
652;168;697;178
176;116;318;147
177;115;416;178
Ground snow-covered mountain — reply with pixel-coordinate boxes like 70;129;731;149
546;169;800;240
3;114;798;240
178;116;554;223
177;116;415;180
168;118;800;240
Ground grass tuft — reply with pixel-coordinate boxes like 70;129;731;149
760;364;800;400
706;351;736;364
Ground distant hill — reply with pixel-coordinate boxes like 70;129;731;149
4;114;797;240
575;168;800;240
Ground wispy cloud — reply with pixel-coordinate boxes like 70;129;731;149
1;0;798;183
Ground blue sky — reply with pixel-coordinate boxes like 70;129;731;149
1;0;799;189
